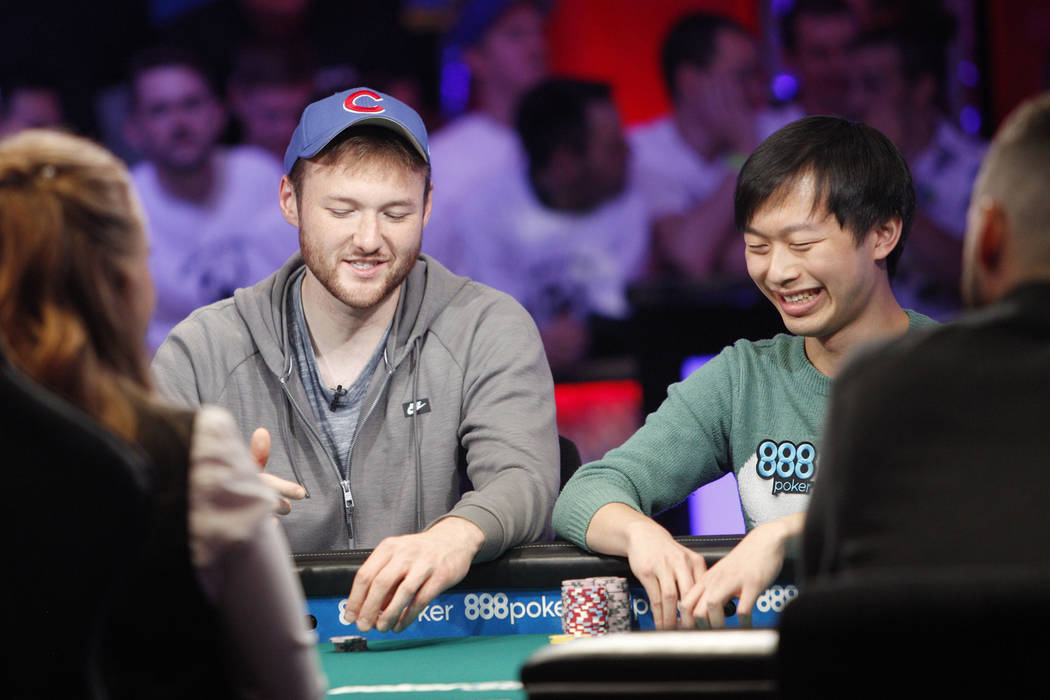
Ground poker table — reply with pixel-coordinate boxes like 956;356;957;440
295;535;797;698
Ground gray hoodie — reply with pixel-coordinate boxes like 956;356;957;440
152;253;559;558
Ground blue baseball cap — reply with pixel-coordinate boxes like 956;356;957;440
283;87;430;173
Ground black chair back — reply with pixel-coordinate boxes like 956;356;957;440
558;435;582;490
778;567;1050;698
3;349;149;699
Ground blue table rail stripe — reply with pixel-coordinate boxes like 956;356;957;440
308;583;798;642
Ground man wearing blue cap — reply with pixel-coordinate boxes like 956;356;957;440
152;88;560;633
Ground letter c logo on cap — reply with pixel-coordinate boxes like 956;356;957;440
344;89;384;114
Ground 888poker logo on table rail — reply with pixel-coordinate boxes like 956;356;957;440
307;584;798;642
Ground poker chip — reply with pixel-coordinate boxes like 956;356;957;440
548;634;577;644
561;576;632;636
331;635;368;652
590;576;632;633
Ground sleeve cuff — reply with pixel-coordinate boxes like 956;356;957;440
438;504;506;562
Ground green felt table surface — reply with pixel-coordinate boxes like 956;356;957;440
318;633;551;699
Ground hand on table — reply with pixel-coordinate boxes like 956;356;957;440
250;427;306;515
680;512;804;628
344;516;484;634
619;513;708;630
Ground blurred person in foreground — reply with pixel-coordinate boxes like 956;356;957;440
553;116;937;629
0;129;324;699
805;91;1050;579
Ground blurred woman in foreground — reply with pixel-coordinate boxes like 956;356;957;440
0;129;325;699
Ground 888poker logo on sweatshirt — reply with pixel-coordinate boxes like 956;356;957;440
755;439;816;495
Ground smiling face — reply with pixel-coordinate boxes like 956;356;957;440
281;153;431;315
743;174;894;340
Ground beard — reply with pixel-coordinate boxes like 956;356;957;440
299;230;421;311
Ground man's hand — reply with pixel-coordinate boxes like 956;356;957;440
250;427;305;515
344;517;484;634
681;512;804;628
586;503;707;630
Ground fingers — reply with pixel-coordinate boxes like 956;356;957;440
735;584;760;629
247;428;305;513
392;575;446;634
634;573;665;631
690;576;757;629
702;593;727;629
368;569;423;633
676;591;692;629
344;546;394;628
677;557;708;629
250;427;271;469
637;569;679;631
632;548;705;630
655;568;681;631
344;532;473;634
258;472;305;500
258;472;305;515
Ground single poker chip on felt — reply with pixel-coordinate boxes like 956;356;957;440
549;634;578;644
331;635;368;652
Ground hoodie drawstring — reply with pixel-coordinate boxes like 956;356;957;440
410;337;424;532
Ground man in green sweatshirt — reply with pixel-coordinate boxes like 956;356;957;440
553;116;937;629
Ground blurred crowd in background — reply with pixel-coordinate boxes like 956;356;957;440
2;0;1047;463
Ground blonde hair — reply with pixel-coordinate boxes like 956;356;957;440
0;129;151;440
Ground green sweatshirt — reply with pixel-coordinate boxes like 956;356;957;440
552;311;937;549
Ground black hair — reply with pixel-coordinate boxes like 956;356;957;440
661;12;745;96
735;116;914;276
780;0;854;54
515;78;611;173
127;46;219;108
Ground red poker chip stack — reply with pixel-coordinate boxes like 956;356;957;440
562;576;632;636
561;578;609;636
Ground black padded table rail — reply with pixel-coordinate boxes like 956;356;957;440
294;535;790;597
521;629;780;698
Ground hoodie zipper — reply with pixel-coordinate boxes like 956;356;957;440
342;348;397;517
279;374;358;541
271;263;428;547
